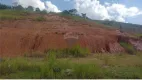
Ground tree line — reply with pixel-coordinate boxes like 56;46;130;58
0;3;87;19
0;3;47;14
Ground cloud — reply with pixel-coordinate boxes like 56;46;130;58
45;1;61;12
15;0;45;10
74;0;142;22
14;0;61;12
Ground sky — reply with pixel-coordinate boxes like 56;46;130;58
0;0;142;25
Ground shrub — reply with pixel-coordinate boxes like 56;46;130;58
58;12;87;21
24;52;46;58
45;45;90;58
70;45;90;57
0;15;22;20
0;58;40;76
73;63;103;79
0;10;28;20
119;42;136;55
34;16;46;21
1;55;142;79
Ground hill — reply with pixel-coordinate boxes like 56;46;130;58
94;20;142;34
0;6;142;79
0;9;142;57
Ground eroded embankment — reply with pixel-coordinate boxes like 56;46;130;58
0;14;141;57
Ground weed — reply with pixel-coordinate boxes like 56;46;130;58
0;10;28;20
45;45;90;58
24;51;46;58
1;53;142;79
34;16;46;21
119;42;136;55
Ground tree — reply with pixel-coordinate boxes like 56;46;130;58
35;8;40;12
40;9;47;14
0;3;11;9
81;13;86;19
62;10;70;14
14;5;24;10
26;6;34;12
68;9;77;15
119;23;123;33
62;9;77;16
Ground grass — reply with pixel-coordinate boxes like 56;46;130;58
44;45;90;58
134;33;142;38
33;16;46;21
0;9;29;20
0;9;142;79
0;52;142;79
119;42;136;55
58;13;87;22
24;45;90;58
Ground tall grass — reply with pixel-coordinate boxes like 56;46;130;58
0;57;103;79
0;9;29;20
33;16;46;21
119;42;136;55
0;53;142;79
45;45;90;58
58;13;87;21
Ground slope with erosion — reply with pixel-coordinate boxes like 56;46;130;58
0;13;141;57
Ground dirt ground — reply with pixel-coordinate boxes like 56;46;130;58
0;14;127;57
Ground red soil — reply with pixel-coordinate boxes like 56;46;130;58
0;14;125;57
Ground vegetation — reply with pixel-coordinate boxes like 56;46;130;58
24;45;89;58
0;9;29;20
94;20;142;34
44;45;90;58
0;52;142;79
0;3;48;20
58;9;88;21
33;16;46;21
0;3;12;9
1;3;142;34
0;3;142;79
134;33;142;38
119;42;136;55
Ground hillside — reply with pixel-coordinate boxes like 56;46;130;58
0;9;142;79
1;2;142;79
0;10;142;57
94;20;142;34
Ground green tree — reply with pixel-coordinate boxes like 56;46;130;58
35;8;40;12
14;5;24;10
68;9;77;15
40;9;47;14
0;3;11;9
26;6;34;12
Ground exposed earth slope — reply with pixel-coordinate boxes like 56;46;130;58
0;13;141;57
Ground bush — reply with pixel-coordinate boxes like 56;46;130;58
58;12;86;21
0;15;22;20
1;54;142;78
45;45;90;58
0;58;40;76
24;52;46;58
0;10;28;20
119;42;136;55
70;45;90;57
73;63;103;78
34;16;46;21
